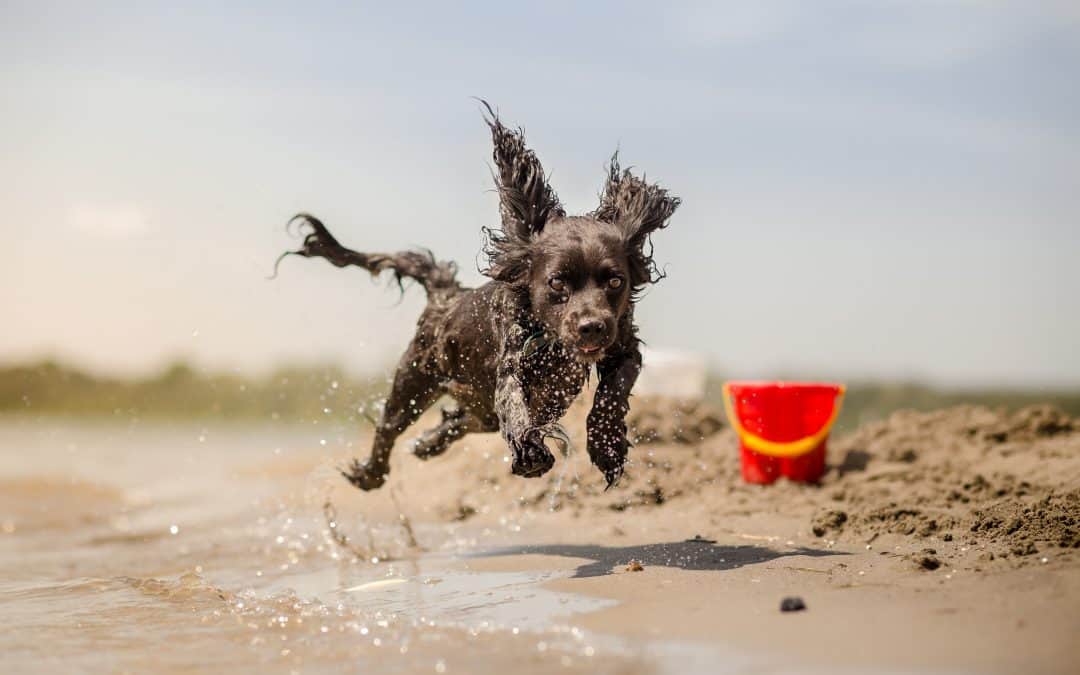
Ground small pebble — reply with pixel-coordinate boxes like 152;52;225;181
780;596;806;612
625;560;644;572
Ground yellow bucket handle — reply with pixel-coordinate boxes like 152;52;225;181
722;383;845;458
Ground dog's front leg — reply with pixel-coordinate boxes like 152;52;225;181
587;343;642;488
494;329;555;478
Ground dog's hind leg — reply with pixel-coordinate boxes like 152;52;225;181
411;406;497;460
342;352;441;491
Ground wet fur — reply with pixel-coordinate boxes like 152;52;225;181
279;103;679;490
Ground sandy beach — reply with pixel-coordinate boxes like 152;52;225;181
2;394;1078;674
6;2;1078;673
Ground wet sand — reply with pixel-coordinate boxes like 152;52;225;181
1;397;1078;674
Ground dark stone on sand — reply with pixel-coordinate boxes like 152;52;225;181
780;596;806;612
917;555;941;571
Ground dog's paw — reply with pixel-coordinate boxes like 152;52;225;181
587;422;630;489
412;407;465;460
601;461;625;490
340;459;387;491
590;448;627;490
509;431;555;478
411;437;440;460
411;428;448;460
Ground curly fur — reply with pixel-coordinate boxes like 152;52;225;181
480;101;566;288
592;153;681;294
277;102;679;492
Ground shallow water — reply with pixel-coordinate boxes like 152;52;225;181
0;419;652;674
1;419;980;675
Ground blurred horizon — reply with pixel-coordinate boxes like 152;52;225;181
5;354;1080;395
3;1;1079;388
4;358;1079;436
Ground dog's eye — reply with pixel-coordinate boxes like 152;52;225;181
549;277;565;292
607;277;623;290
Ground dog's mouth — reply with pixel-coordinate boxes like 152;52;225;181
574;343;608;362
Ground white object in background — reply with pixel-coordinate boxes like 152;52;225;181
635;348;708;402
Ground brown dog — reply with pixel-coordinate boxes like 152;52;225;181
278;103;679;490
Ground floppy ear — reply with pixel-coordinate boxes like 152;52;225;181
482;101;564;241
480;101;564;285
593;153;681;288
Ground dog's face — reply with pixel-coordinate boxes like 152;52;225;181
527;216;632;362
480;104;679;362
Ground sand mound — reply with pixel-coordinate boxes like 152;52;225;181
625;396;726;445
821;405;1080;560
425;395;738;520
420;398;1079;569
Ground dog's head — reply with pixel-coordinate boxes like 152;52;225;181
480;104;680;363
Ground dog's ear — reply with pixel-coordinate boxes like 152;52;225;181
482;101;564;241
593;153;680;288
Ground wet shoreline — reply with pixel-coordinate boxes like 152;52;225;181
2;417;1078;674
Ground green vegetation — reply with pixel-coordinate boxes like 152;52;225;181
0;360;388;423
2;360;1077;429
831;381;1080;431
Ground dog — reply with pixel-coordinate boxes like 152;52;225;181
278;103;679;491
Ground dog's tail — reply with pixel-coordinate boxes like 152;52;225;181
274;213;461;295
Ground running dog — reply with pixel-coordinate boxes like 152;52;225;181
278;103;680;491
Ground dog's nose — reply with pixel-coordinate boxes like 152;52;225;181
577;319;606;342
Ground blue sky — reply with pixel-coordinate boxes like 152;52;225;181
2;1;1078;386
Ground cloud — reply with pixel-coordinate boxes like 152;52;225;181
67;202;152;238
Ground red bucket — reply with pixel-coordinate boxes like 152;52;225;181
722;381;845;484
